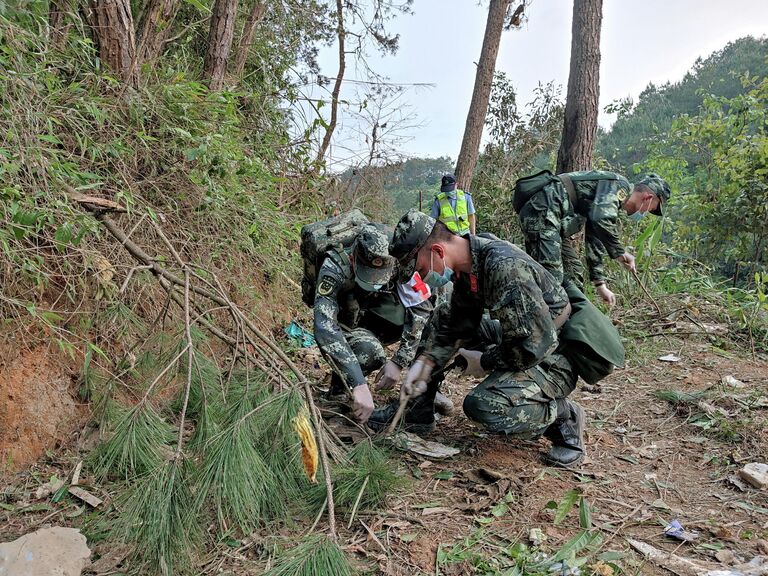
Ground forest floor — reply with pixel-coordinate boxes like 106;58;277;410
1;300;767;575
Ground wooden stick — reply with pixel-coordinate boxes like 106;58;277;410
347;475;369;529
386;396;409;436
631;267;662;316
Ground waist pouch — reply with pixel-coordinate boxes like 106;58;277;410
557;284;625;384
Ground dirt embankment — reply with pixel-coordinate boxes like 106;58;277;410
0;342;85;473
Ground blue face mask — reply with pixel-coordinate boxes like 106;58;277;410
423;249;453;290
628;196;652;222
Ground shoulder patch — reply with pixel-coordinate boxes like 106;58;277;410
317;275;338;297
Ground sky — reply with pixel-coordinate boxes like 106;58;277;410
312;0;768;167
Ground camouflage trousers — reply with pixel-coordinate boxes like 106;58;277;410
328;326;393;390
419;302;577;438
462;352;577;438
518;186;586;290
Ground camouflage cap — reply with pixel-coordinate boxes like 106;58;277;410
635;173;671;216
353;224;395;290
390;209;436;283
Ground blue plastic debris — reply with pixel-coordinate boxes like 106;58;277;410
284;321;315;348
664;519;699;542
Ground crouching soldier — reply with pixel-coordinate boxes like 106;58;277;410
371;210;624;467
311;222;451;423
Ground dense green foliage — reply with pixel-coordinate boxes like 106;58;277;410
0;10;324;352
642;73;768;276
472;75;564;240
598;36;768;172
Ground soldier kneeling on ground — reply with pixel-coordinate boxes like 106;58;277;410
368;210;625;468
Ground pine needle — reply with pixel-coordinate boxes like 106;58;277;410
195;396;284;533
263;535;354;576
311;441;400;512
255;388;308;496
91;403;174;480
655;389;708;405
112;458;200;576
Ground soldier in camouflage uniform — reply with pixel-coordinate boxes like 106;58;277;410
513;171;671;306
313;224;434;423
372;210;599;467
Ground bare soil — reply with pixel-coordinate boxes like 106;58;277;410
0;342;85;474
0;318;766;575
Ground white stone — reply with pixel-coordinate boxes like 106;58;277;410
0;527;90;576
739;463;768;490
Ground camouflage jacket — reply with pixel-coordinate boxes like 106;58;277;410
313;251;432;389
423;236;569;372
562;171;629;282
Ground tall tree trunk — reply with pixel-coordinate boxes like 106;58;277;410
556;0;602;174
203;0;238;90
49;0;73;51
136;0;180;64
88;0;137;85
231;0;266;78
315;0;345;166
454;0;512;192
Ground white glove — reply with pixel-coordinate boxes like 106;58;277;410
458;348;487;378
351;384;374;423
401;359;432;402
374;360;402;391
595;283;617;307
616;252;636;273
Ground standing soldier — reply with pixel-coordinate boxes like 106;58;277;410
513;171;671;306
372;210;624;467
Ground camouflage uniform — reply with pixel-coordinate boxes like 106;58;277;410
392;211;575;439
314;226;432;391
514;170;631;288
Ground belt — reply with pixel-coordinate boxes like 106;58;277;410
553;301;571;330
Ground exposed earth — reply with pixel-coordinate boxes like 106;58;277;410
1;298;767;575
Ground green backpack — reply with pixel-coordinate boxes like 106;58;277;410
512;170;561;213
299;209;369;307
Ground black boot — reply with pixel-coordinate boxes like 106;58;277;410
326;373;347;399
368;393;436;434
543;399;585;468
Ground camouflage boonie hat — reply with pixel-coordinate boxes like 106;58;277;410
635;173;671;216
353;224;395;291
390;209;436;283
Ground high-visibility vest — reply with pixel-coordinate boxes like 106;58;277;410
436;190;469;235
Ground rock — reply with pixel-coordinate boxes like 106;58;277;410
0;527;90;575
722;375;747;388
738;463;768;490
715;550;736;564
529;527;545;546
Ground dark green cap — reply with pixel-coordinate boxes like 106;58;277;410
390;209;435;283
635;173;671;216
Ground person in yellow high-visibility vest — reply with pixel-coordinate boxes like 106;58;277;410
430;174;476;236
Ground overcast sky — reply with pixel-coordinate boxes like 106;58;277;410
313;0;768;167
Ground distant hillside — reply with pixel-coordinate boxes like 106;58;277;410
336;157;454;222
597;36;768;172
